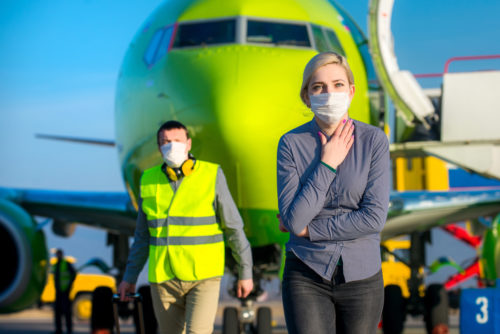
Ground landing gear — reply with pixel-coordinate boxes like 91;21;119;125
221;244;280;334
256;306;272;334
222;307;239;334
221;304;273;334
382;285;406;334
424;284;449;334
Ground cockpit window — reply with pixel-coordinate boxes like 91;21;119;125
144;18;344;56
311;24;345;55
144;25;176;67
247;20;310;47
311;25;329;52
325;29;345;56
172;19;236;48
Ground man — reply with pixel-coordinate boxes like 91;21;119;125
53;249;76;334
118;120;253;334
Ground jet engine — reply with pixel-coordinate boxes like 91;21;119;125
0;199;48;313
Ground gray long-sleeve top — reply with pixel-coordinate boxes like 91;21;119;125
123;165;253;284
277;119;390;282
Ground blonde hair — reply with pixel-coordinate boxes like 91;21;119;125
300;52;354;105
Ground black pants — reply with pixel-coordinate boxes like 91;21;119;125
282;253;384;334
54;291;72;334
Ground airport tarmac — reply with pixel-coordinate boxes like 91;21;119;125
0;299;460;334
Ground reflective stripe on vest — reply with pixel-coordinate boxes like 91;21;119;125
140;161;224;282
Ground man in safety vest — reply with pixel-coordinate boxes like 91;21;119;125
118;120;253;334
53;248;76;334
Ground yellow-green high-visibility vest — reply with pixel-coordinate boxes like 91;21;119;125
140;160;225;282
53;259;72;292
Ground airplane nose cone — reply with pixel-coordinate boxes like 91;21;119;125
167;46;313;209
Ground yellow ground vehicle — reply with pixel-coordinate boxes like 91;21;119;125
381;239;412;298
40;256;116;321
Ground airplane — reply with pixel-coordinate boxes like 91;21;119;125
1;0;499;333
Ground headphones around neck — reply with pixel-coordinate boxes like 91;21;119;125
165;154;196;181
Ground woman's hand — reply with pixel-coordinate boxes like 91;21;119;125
319;119;355;169
277;213;309;237
277;213;288;232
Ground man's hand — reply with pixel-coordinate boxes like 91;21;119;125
236;279;254;298
118;281;136;302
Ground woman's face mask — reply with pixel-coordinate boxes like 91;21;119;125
309;92;351;125
160;141;188;167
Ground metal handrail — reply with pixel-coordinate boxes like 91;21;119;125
444;54;500;73
412;54;500;78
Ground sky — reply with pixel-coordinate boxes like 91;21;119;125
1;0;499;287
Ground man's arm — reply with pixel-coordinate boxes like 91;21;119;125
118;196;150;301
215;167;253;297
122;196;150;284
307;131;390;241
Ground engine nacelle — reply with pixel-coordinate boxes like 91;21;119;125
0;199;48;313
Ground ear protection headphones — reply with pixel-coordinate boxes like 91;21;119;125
165;154;196;181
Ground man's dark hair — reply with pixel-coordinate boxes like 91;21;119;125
156;120;190;146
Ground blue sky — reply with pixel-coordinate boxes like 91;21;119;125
1;0;499;284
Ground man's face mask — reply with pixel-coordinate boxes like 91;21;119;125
310;92;351;124
160;142;187;167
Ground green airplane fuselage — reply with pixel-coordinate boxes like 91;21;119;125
115;0;371;247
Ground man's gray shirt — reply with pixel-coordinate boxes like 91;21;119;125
123;165;253;284
277;119;390;282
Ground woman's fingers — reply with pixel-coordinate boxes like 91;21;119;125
346;134;355;150
318;131;327;145
345;122;355;142
333;119;347;137
320;119;355;168
339;119;353;140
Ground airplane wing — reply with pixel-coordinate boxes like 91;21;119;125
383;189;500;240
0;187;137;236
35;134;116;147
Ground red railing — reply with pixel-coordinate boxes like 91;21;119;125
444;54;500;73
412;54;500;79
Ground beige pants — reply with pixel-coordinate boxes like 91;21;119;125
150;277;222;334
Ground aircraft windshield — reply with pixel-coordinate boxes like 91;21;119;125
148;18;343;54
144;24;176;67
311;24;345;55
172;19;236;48
311;25;329;52
247;20;310;47
325;29;345;56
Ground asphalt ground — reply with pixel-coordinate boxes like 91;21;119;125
0;299;460;334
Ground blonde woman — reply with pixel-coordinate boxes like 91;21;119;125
277;52;390;334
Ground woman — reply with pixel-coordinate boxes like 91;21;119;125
277;52;390;334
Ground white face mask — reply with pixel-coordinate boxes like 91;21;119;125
160;142;188;167
310;92;351;124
